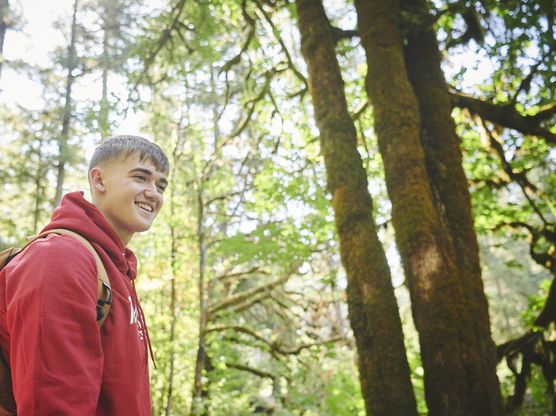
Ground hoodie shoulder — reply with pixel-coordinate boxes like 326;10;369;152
16;234;97;277
4;233;99;310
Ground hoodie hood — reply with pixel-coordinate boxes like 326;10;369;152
42;191;137;278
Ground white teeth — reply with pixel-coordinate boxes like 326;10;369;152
136;202;153;212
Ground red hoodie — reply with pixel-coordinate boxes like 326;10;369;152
0;192;152;416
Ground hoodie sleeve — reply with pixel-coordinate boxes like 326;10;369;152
5;234;103;416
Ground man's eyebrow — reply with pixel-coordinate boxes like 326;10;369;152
128;167;169;185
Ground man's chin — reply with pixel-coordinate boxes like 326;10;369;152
135;222;153;233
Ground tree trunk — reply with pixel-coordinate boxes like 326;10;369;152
402;0;504;412
191;188;210;416
33;138;47;232
98;0;121;141
354;0;503;414
164;211;178;416
100;0;110;140
54;0;79;207
164;128;183;416
0;0;8;80
295;1;418;414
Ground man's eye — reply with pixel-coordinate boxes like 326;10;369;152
134;175;146;181
157;185;166;193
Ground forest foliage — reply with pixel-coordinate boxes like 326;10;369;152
0;0;554;414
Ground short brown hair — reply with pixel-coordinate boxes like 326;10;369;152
89;135;169;174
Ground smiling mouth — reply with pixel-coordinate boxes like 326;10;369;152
135;202;153;212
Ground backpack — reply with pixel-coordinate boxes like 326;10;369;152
0;228;112;416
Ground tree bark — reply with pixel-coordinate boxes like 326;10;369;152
402;0;505;413
295;1;418;414
354;0;504;414
54;0;79;207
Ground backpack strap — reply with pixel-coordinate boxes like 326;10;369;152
33;229;112;328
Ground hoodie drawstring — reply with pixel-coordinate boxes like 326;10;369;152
131;280;157;370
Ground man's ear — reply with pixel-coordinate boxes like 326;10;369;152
89;167;106;193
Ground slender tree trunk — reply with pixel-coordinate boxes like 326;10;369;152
0;0;9;80
210;69;221;153
164;211;178;416
494;270;512;332
191;72;225;416
191;188;209;416
98;0;118;141
295;1;418;414
33;138;46;232
54;0;79;207
402;1;504;412
100;1;110;140
354;0;504;414
164;124;184;416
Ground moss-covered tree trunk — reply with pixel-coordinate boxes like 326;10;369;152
295;0;418;414
354;0;504;414
402;0;505;412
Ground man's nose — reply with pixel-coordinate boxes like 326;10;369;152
144;183;160;199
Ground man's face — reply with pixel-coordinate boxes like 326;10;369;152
92;153;168;245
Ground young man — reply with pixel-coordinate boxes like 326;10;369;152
0;135;169;415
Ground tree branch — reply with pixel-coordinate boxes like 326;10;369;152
497;222;555;268
206;324;268;344
205;324;342;356
227;69;274;139
350;100;369;121
529;102;556;124
219;0;256;74
226;362;276;379
132;0;189;88
254;0;307;87
232;291;271;314
208;262;300;316
496;330;556;413
478;118;550;225
450;91;556;145
510;45;554;104
217;266;265;282
331;26;359;43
